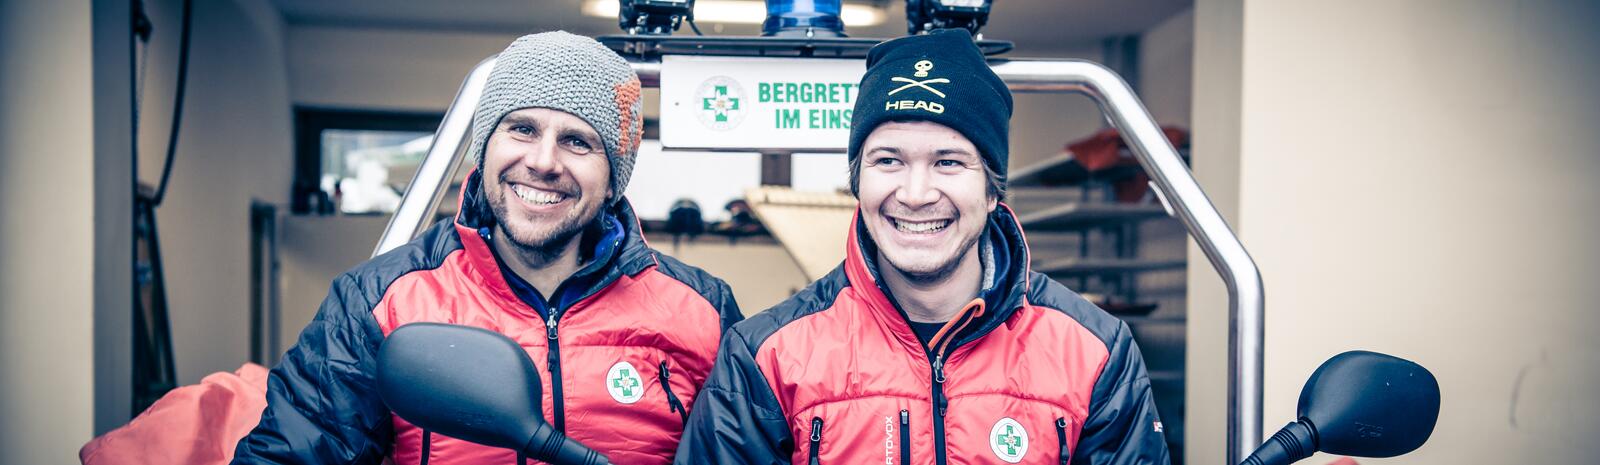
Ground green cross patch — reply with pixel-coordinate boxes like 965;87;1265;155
989;417;1027;462
996;424;1022;455
611;368;641;397
605;361;645;404
701;85;740;122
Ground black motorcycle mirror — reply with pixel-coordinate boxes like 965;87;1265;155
376;323;609;465
1243;350;1441;465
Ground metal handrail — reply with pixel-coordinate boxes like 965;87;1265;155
373;54;1265;465
372;56;497;257
988;59;1267;463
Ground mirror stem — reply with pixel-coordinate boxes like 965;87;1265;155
1242;420;1316;465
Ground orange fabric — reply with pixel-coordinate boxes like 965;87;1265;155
79;363;270;465
613;76;643;154
1064;126;1189;202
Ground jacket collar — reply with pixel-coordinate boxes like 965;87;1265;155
844;203;1034;354
453;169;659;316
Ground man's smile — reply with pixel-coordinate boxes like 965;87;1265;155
506;182;574;208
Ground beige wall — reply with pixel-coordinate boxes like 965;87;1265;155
1;0;134;460
1187;0;1245;463
1190;1;1600;463
286;25;516;112
134;0;295;385
1141;7;1195;129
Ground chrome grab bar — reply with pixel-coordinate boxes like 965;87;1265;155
989;59;1266;464
373;54;1265;465
372;56;497;257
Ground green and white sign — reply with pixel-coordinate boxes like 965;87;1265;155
990;417;1029;463
661;55;865;150
605;361;644;404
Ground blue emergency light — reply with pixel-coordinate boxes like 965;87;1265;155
762;0;845;37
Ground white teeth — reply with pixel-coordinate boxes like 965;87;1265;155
511;184;565;205
893;218;950;233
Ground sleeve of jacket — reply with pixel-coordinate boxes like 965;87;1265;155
674;326;790;465
1071;322;1172;465
231;274;393;464
709;277;745;332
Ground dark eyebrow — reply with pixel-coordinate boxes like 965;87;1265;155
498;113;537;128
935;148;979;159
864;146;901;157
556;126;601;147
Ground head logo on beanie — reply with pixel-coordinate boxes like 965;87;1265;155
885;60;951;113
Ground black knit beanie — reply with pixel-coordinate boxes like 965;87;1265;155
847;28;1012;194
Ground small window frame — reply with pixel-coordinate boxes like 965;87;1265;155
291;107;442;214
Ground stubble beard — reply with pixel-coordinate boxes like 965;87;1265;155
881;224;984;286
486;176;603;270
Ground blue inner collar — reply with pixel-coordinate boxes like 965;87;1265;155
480;211;626;318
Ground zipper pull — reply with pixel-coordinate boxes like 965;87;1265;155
899;410;910;465
809;417;824;465
1056;417;1071;465
931;356;946;383
659;360;688;426
545;313;558;340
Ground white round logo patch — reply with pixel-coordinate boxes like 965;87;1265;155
693;76;747;131
605;361;645;404
989;417;1029;463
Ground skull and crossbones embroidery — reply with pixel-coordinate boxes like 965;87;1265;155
888;59;950;98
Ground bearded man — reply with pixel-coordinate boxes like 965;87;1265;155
235;32;742;465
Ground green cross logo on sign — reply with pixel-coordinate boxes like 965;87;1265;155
702;85;740;122
605;361;644;404
989;417;1028;463
693;76;746;131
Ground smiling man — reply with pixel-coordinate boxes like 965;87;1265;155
677;30;1171;464
234;32;741;465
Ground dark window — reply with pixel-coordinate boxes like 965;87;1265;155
292;108;442;214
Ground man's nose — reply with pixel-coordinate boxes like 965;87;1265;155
518;137;564;177
894;166;940;209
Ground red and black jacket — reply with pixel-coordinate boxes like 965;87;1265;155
233;171;742;464
676;205;1170;465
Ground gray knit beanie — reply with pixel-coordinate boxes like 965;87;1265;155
468;31;644;204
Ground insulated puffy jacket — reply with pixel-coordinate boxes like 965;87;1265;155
677;206;1170;465
233;172;743;464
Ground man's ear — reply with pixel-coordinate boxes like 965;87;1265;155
987;194;999;212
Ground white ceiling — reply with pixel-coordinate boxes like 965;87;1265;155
270;0;1192;52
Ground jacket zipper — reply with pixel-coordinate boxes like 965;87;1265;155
659;360;687;426
808;417;824;465
926;298;984;465
1056;417;1071;465
930;354;948;465
546;312;565;432
899;410;911;465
